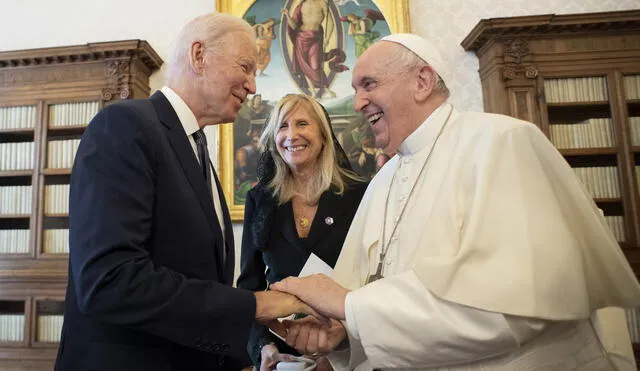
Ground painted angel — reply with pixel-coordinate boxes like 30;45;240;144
245;16;279;76
341;9;386;58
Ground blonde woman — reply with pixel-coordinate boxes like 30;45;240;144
237;94;367;371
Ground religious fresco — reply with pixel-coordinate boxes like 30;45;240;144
233;0;392;206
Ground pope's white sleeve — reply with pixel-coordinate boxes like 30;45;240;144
327;293;368;370
340;270;549;369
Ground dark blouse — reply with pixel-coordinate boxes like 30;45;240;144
236;180;368;366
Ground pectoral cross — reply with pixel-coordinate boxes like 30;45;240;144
366;261;384;284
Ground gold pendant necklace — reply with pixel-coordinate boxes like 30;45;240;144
298;215;311;228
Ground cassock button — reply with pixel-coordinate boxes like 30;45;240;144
325;217;334;225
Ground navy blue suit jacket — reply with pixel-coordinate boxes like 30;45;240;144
55;92;255;371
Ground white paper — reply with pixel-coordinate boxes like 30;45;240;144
269;253;334;341
298;253;333;277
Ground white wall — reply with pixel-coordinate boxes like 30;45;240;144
0;0;215;89
1;0;638;280
410;0;640;112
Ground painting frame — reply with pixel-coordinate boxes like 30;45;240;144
217;0;411;221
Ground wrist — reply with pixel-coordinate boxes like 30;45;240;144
254;291;267;321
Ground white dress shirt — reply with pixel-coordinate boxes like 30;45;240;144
160;86;226;250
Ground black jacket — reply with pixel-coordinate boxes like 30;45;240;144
55;92;255;371
236;180;367;366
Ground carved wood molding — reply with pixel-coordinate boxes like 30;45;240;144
461;10;640;53
0;64;105;86
0;40;163;71
0;40;162;101
501;39;539;81
102;60;131;101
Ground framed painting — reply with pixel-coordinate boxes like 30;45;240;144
217;0;411;221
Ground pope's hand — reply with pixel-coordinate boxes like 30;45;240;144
270;274;349;320
283;317;347;355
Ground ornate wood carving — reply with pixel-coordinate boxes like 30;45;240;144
0;40;162;102
504;38;529;64
0;40;162;71
508;89;536;123
0;65;105;86
461;10;640;52
501;39;538;81
102;60;131;101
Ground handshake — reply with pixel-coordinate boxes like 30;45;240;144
253;274;350;370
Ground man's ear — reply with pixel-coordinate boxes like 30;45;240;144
189;41;206;75
415;65;437;102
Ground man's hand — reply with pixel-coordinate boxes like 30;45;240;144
254;290;326;325
259;343;295;371
283;317;347;356
270;274;349;320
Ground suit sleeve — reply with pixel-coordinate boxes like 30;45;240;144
236;189;275;365
69;104;256;357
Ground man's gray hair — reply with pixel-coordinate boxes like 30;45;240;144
166;13;254;82
391;45;450;97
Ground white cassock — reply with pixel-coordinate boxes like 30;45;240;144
328;103;640;370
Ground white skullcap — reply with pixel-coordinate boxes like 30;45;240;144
380;33;449;87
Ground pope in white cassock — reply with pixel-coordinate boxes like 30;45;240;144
270;33;640;370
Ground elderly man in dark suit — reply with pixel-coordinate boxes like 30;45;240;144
54;13;313;371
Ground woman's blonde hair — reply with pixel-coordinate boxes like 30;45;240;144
259;94;363;205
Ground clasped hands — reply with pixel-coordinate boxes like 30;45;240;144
255;274;350;365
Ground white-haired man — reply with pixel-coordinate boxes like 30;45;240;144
271;33;640;370
55;13;316;371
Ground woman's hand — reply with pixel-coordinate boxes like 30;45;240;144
260;343;296;371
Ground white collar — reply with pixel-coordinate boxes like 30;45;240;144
160;86;200;136
397;102;451;156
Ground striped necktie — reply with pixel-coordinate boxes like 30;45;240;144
193;129;212;196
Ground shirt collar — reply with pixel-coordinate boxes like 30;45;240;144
397;102;451;156
160;86;200;136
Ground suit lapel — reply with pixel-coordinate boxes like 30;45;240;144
280;190;349;255
280;201;302;249
305;190;348;249
212;166;235;284
150;92;220;238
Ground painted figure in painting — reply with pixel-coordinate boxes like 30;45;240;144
249;17;278;76
282;0;348;99
334;0;361;6
342;9;386;58
235;94;272;204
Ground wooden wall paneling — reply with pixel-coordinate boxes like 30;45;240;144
0;40;162;369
